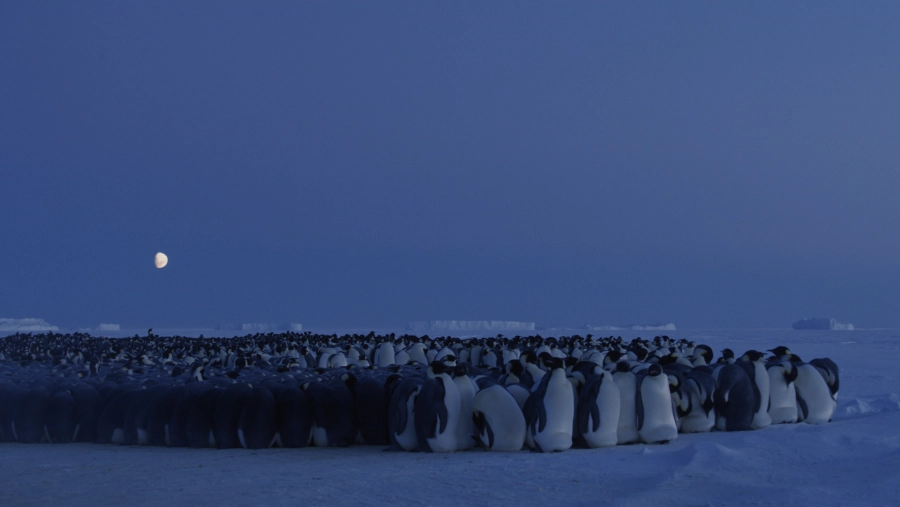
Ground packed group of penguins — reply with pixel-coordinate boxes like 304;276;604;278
0;331;840;453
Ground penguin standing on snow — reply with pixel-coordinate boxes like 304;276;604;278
575;370;620;448
453;365;477;451
612;362;640;444
415;361;461;453
524;357;574;452
714;363;756;431
766;360;798;424
739;350;771;430
810;357;840;404
791;355;835;425
387;377;424;451
636;365;678;444
472;384;526;451
680;369;716;433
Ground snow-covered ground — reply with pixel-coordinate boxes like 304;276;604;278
1;329;898;506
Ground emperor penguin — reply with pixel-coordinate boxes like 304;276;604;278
636;365;678;444
612;361;640;444
575;371;621;448
680;369;716;433
387;377;424;451
472;384;526;451
453;365;477;450
739;350;772;429
374;341;396;367
524;357;574;452
810;358;840;403
237;386;278;449
714;363;755;431
792;355;835;424
351;375;390;446
766;360;798;424
45;388;78;444
415;361;461;453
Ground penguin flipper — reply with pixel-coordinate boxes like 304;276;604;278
483;418;495;449
575;399;589;437
796;393;809;420
590;396;601;433
434;380;448;434
537;398;548;433
636;377;645;431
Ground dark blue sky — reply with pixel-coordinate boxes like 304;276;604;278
2;2;899;329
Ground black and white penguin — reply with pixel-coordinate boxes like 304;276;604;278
766;360;798;424
575;371;621;448
414;361;461;453
302;380;355;447
636;365;678;444
612;361;640;444
680;369;716;433
45;388;78;444
274;386;313;448
714;363;756;431
212;383;251;449
792;355;835;424
810;357;840;403
14;387;51;443
472;383;526;452
351;374;390;446
453;364;477;451
96;386;136;445
185;386;222;448
387;377;424;451
524;357;574;452
739;350;771;429
238;386;278;449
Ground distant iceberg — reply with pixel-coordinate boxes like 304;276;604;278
98;323;121;331
792;318;854;331
0;318;59;333
216;323;303;333
408;321;536;332
586;323;676;332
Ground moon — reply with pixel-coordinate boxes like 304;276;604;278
154;252;168;269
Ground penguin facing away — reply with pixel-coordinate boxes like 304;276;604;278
472;384;526;452
714;364;755;432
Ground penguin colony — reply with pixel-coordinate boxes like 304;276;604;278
0;332;839;452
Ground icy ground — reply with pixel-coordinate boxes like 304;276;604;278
1;329;899;506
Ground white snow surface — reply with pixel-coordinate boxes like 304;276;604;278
2;328;899;506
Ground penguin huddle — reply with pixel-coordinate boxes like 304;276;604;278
0;332;839;452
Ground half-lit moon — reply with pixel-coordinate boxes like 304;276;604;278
154;252;168;269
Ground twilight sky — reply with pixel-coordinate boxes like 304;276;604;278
2;2;899;330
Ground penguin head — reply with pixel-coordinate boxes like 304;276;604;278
615;361;631;373
741;350;766;362
428;361;450;377
544;357;564;371
718;349;735;363
768;346;792;358
646;364;663;377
